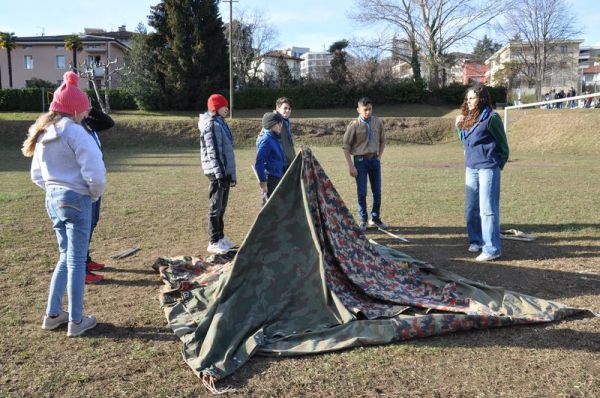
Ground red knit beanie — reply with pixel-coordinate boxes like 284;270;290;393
207;94;229;112
50;71;90;115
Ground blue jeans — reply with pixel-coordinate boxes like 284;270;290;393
45;187;92;322
354;156;382;222
465;167;502;256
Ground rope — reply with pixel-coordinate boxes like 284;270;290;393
201;373;236;395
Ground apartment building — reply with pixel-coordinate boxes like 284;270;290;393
0;27;132;89
300;51;332;80
485;39;582;95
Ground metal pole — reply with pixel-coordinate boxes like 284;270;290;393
229;0;234;119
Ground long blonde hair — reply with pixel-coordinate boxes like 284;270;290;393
21;112;67;157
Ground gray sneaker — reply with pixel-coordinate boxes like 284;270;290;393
468;244;482;253
67;315;97;337
369;218;389;229
41;311;69;330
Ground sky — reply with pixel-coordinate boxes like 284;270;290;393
1;0;599;53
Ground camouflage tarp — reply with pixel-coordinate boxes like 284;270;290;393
156;148;591;383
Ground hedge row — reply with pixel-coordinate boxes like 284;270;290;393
0;88;136;111
0;83;506;112
86;89;137;110
427;84;507;105
0;89;48;112
227;81;425;109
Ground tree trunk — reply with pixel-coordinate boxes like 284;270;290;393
7;50;13;88
72;50;77;72
410;40;422;84
429;59;439;89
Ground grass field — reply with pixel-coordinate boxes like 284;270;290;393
0;143;598;397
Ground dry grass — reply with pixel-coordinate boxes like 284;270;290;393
0;143;598;397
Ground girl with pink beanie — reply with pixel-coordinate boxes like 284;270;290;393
22;71;106;337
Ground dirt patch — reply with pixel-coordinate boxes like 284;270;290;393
0;117;455;148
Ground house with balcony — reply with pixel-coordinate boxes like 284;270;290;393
485;39;582;96
0;26;132;90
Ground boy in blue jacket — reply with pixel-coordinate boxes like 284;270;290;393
255;112;285;200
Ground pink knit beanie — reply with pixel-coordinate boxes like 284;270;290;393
207;94;229;112
49;71;90;115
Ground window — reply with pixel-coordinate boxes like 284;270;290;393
56;55;65;69
55;45;64;49
560;45;568;54
24;55;33;69
23;45;32;50
87;55;101;66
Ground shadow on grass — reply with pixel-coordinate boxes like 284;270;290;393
418;320;600;352
370;223;600;301
93;324;178;341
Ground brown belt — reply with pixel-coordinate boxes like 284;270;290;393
356;153;377;159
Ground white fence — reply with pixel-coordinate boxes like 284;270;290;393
503;92;600;134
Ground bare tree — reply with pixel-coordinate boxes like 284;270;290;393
349;1;422;83
497;0;581;100
351;0;510;89
225;9;279;86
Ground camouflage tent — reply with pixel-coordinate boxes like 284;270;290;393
155;148;589;385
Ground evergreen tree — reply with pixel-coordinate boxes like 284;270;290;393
123;24;169;110
275;57;293;87
328;39;351;86
473;35;502;59
148;0;229;109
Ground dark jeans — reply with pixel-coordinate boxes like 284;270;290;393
266;175;281;199
354;155;381;222
208;177;230;244
86;197;101;263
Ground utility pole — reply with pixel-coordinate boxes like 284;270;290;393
223;0;238;119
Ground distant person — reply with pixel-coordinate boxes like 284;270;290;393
22;71;105;337
455;85;509;261
81;107;114;284
198;94;237;255
257;97;296;167
255;112;286;200
342;97;387;231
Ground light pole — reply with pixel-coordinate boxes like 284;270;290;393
223;0;238;119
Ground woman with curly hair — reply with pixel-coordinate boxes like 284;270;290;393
455;85;509;261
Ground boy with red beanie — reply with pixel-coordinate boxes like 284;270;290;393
198;94;237;254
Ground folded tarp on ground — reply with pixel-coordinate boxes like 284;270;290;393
155;148;592;384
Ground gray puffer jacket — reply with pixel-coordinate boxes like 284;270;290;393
198;112;236;182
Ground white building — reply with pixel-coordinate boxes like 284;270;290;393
300;51;332;80
251;51;303;84
286;46;310;59
485;39;582;95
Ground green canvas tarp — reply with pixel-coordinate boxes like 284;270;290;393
154;148;593;386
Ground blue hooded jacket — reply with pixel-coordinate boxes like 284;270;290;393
255;129;286;182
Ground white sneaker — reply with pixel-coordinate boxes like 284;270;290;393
67;315;97;337
475;252;500;262
41;311;69;330
468;244;482;253
220;237;236;249
207;240;230;255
